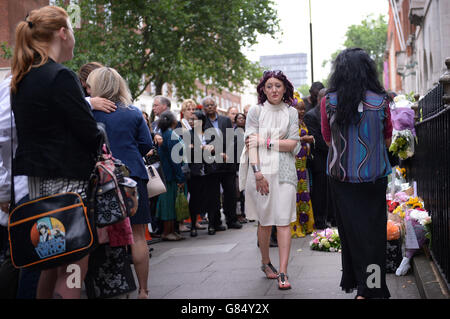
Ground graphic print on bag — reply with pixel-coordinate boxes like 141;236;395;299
30;217;66;259
96;186;124;225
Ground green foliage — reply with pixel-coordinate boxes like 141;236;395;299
297;78;328;97
0;42;13;61
323;14;387;82
56;0;279;101
297;84;310;97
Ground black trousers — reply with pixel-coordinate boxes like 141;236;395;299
310;170;329;229
187;175;208;228
149;195;162;234
329;177;390;299
206;172;238;228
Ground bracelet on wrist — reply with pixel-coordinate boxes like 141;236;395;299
251;164;261;173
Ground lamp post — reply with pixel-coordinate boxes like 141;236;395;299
309;0;314;84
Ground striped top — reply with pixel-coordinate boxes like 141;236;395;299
321;91;392;183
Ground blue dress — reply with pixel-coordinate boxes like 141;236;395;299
93;104;153;225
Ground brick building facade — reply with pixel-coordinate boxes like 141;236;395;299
385;0;450;95
0;0;49;80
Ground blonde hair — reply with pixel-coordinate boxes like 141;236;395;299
86;67;132;106
181;99;197;114
11;6;69;93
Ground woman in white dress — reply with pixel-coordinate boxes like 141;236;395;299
239;70;301;290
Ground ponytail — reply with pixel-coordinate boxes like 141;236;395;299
11;6;69;93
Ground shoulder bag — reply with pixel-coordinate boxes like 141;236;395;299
7;103;95;270
144;148;167;198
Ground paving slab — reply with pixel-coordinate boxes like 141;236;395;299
143;221;421;299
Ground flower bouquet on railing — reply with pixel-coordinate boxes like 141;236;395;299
389;94;417;160
310;228;341;252
389;130;415;160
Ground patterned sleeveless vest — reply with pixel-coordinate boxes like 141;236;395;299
325;91;392;183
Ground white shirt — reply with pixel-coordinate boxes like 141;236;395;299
0;75;28;222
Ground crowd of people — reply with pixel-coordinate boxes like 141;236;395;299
0;5;395;299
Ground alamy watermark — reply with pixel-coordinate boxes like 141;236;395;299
66;264;81;289
366;264;381;289
167;126;282;175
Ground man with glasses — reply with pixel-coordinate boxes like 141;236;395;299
202;97;242;235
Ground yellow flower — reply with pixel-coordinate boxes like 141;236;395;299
406;197;419;206
393;206;403;215
412;202;423;209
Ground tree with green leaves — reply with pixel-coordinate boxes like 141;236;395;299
323;14;387;83
0;42;13;61
55;0;280;101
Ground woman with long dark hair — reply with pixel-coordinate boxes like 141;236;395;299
186;110;215;237
321;48;393;299
239;70;301;290
155;111;185;241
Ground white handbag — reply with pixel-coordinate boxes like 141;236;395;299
146;164;167;198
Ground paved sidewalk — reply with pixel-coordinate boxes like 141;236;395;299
126;221;420;299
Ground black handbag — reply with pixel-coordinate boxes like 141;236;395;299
8;192;94;270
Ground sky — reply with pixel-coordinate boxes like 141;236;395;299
241;0;389;105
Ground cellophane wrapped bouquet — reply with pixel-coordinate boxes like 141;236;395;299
389;94;417;160
310;228;341;252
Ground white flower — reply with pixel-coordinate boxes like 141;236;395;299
420;216;432;226
330;247;335;252
410;209;429;223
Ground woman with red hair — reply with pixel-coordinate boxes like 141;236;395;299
239;70;301;290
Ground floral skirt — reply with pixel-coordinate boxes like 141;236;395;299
84;244;136;299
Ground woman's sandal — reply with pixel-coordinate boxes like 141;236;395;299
261;262;279;279
277;273;291;290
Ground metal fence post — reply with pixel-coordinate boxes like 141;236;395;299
439;57;450;108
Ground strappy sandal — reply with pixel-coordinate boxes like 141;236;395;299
277;273;291;290
261;262;279;279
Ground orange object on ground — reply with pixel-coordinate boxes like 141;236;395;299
387;220;400;240
145;226;152;241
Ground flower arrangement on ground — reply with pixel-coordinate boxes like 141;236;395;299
387;190;433;276
310;228;341;252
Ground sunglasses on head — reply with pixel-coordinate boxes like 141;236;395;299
263;70;283;76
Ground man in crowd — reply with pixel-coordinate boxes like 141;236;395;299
151;95;172;133
227;106;238;128
304;82;325;113
304;87;336;229
202;97;242;235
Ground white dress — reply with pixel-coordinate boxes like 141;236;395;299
243;101;298;226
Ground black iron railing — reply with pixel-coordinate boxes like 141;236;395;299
408;82;450;286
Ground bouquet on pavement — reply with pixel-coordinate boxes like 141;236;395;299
390;195;432;276
389;94;417;160
310;228;341;252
